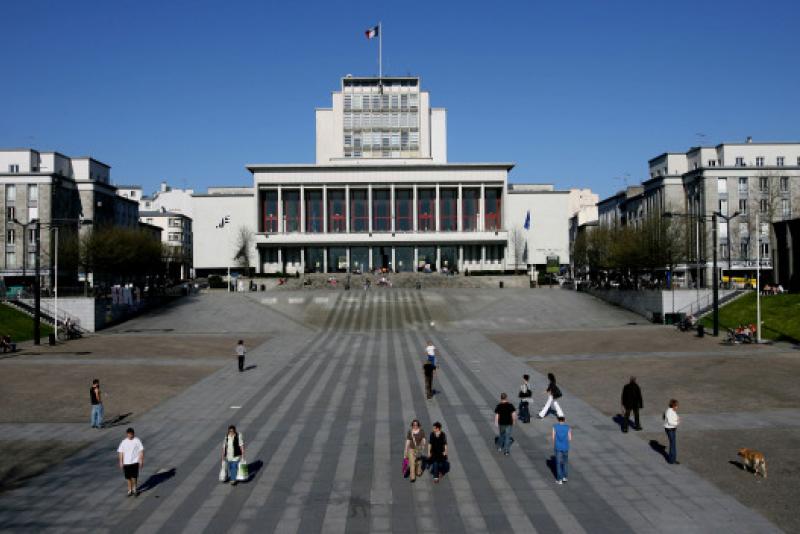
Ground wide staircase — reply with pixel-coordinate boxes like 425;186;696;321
247;272;533;290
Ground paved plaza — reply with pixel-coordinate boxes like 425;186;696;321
0;289;787;533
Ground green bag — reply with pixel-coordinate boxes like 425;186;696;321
236;461;248;481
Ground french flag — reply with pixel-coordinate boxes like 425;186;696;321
365;25;379;39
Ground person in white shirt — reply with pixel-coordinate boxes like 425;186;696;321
221;425;245;485
117;427;144;496
425;341;436;366
236;340;246;372
663;399;680;465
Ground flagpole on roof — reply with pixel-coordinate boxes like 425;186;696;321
378;21;382;79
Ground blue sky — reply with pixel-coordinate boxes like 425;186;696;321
1;0;798;198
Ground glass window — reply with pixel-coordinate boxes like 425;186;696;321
760;242;769;256
759;177;769;191
372;189;391;231
350;247;369;273
756;157;764;167
27;185;38;207
717;178;727;194
462;188;480;231
738;199;747;214
777;156;784;166
738;177;747;193
304;247;325;273
735;157;744;167
282;190;301;232
739;241;748;259
782;198;790;217
485;188;503;230
261;190;278;233
395;189;412;231
417;189;436;232
394;246;413;272
372;245;393;271
739;222;749;236
350;189;368;232
305;190;323;233
780;176;789;191
5;251;14;267
439;189;457;231
719;199;728;216
5;229;14;244
440;246;458;273
5;185;15;203
327;189;346;233
6;206;15;222
327;247;348;273
417;246;436;272
760;199;768;213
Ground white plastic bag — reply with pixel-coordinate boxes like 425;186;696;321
219;460;227;482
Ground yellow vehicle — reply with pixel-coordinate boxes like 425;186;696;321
721;275;757;289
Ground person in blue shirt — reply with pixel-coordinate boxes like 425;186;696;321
551;416;572;484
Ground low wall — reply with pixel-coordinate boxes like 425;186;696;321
21;295;177;333
584;288;739;322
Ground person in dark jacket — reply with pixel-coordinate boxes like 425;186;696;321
620;376;643;432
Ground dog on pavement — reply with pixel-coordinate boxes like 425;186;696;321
737;448;767;478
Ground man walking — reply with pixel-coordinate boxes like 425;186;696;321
621;376;643;432
663;399;680;464
494;393;516;456
90;379;103;428
117;427;144;496
428;422;448;483
423;358;436;399
551;416;572;484
236;340;246;372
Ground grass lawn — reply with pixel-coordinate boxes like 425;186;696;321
700;292;800;343
0;303;54;343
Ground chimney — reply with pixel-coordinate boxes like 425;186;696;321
746;136;753;144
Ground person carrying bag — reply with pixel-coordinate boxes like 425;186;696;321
221;425;245;485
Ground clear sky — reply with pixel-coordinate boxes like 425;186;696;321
1;0;798;198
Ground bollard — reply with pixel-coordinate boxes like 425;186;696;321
499;281;504;289
697;324;705;338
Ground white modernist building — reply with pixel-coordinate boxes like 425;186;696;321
247;75;571;275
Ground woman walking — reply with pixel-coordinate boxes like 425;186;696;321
405;419;427;483
538;373;565;419
221;425;245;485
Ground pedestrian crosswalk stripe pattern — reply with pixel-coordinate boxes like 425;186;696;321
0;290;780;534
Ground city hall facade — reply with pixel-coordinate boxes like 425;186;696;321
248;75;567;274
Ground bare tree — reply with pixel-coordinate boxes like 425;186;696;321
508;226;527;274
233;226;254;272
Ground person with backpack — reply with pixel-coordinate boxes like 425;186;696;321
405;419;427;483
538;373;564;419
518;374;533;423
221;425;245;485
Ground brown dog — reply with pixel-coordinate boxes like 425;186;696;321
737;448;767;478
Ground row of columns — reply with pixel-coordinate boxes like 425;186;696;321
266;244;502;273
270;184;490;233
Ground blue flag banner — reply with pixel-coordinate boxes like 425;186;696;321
523;210;531;230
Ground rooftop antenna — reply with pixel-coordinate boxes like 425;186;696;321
695;132;706;146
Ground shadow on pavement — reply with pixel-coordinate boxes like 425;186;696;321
244;460;263;482
138;467;176;493
649;439;668;461
103;413;133;429
244;365;257;372
545;456;557;480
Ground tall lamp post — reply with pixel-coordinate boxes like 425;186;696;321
715;210;741;288
663;211;722;335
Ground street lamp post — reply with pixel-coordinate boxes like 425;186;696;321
12;218;41;344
